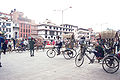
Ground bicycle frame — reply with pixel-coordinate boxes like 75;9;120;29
81;46;96;64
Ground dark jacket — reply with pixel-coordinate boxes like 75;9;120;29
29;40;35;49
2;42;7;49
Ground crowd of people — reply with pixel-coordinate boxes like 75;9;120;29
0;32;120;67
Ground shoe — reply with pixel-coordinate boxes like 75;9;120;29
0;63;2;67
57;53;60;55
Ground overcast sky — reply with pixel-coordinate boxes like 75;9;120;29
0;0;120;32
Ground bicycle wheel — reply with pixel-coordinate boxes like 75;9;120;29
69;49;77;58
15;49;23;53
75;53;84;67
63;50;72;60
102;56;119;74
46;49;56;58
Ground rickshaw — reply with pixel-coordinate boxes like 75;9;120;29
46;33;77;60
100;30;120;73
32;36;45;51
75;30;120;74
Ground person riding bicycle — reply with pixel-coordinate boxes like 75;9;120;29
56;36;62;55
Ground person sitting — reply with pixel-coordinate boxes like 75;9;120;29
93;41;104;62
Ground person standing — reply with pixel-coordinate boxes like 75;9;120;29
29;38;35;57
13;38;16;50
8;40;12;52
2;41;7;54
0;34;4;67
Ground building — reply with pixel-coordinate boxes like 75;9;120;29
11;9;36;39
77;28;93;41
0;12;17;39
37;19;78;41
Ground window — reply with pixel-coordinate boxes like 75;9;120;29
0;28;1;31
29;30;30;33
56;32;58;35
21;29;22;32
21;34;22;37
56;28;58;30
15;24;17;26
29;25;30;28
50;31;54;35
3;28;5;31
24;34;25;38
45;26;47;28
45;30;47;34
3;23;5;25
49;26;52;29
60;28;62;30
26;34;27;37
66;29;67;31
51;36;53;38
63;28;65;31
6;23;11;26
24;29;25;32
9;28;11;32
54;37;55;39
26;29;27;32
9;35;11;38
60;32;62;35
24;24;25;28
6;28;8;32
45;36;47;38
21;23;22;27
54;27;55;29
0;22;1;25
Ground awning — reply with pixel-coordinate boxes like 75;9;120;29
100;30;116;39
62;33;73;38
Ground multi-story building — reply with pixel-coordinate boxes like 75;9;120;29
77;28;93;41
0;12;19;39
37;19;78;40
11;9;36;39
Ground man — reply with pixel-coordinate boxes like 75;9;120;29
0;34;4;67
29;38;35;57
24;39;28;50
13;38;16;50
56;36;62;55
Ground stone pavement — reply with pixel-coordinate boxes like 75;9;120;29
0;49;120;80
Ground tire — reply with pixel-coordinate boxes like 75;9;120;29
63;50;72;60
75;53;84;67
63;49;77;59
69;49;77;58
102;56;119;74
46;49;56;58
15;49;23;53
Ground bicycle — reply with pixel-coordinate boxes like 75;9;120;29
46;46;77;60
15;46;25;53
75;44;96;67
75;44;119;73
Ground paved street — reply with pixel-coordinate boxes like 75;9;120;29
0;49;120;80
